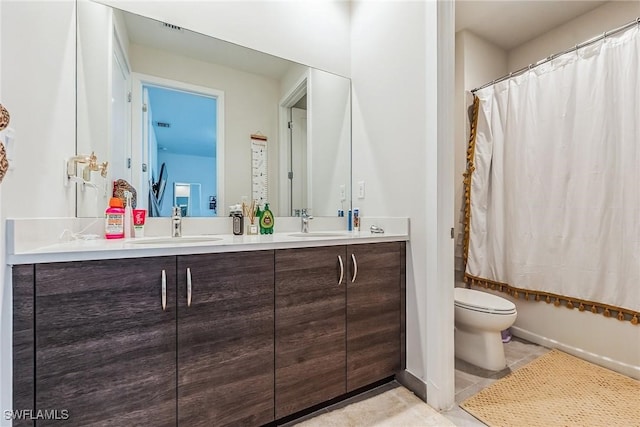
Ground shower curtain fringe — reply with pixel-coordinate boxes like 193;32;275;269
462;94;480;274
463;273;640;326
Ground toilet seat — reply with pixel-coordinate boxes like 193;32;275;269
455;287;516;315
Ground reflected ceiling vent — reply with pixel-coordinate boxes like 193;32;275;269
156;121;171;128
161;22;183;32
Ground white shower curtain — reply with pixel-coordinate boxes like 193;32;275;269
465;25;640;320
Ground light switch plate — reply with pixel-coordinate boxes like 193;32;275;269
339;184;346;201
358;181;365;199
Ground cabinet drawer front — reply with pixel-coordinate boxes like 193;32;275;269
35;257;177;427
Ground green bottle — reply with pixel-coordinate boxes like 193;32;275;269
259;203;274;235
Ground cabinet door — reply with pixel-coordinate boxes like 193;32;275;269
13;265;35;427
177;251;274;427
35;257;177;426
346;242;401;392
275;246;346;419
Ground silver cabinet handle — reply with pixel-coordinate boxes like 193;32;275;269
338;255;344;285
161;269;167;311
351;253;358;283
186;267;192;307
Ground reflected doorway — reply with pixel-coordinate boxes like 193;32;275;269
132;74;225;217
279;77;309;216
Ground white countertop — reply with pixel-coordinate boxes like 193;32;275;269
6;217;409;264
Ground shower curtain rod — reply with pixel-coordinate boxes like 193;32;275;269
471;16;640;93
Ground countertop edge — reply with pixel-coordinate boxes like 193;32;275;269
7;233;409;265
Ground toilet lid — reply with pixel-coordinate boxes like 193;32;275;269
454;287;516;314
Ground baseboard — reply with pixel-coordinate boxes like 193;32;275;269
511;326;640;380
395;369;427;402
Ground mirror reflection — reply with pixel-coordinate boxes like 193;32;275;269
76;1;351;218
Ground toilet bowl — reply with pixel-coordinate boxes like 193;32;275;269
454;287;517;371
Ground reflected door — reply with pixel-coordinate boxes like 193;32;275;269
290;107;308;215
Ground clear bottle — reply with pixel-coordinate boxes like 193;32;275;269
105;197;125;239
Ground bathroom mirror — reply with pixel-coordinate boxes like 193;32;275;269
76;1;351;218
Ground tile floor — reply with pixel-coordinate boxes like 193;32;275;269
285;382;455;427
442;336;550;426
285;336;549;426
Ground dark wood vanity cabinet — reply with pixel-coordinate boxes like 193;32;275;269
177;251;274;427
274;242;404;418
13;241;404;426
35;257;178;427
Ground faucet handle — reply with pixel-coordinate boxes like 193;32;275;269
172;206;182;217
99;161;109;178
370;224;385;234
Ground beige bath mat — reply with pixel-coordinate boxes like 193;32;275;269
460;349;640;427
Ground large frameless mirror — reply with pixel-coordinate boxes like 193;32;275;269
76;0;352;218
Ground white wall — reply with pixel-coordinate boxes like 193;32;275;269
508;1;640;70
457;1;640;378
351;0;455;410
1;1;76;220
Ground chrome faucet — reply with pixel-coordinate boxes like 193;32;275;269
301;209;313;233
172;206;182;237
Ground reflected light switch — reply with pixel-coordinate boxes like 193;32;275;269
358;181;365;199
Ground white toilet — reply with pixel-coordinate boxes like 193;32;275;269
454;287;517;371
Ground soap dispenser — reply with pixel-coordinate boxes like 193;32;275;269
259;203;274;235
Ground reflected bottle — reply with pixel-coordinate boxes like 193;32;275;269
259;203;274;235
232;212;244;235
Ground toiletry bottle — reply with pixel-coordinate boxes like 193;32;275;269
260;203;274;234
124;191;133;238
230;204;244;235
105;197;125;239
133;209;146;238
347;209;352;231
353;208;360;233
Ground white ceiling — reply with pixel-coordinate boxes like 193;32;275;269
455;0;609;50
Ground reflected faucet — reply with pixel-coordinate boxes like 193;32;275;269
66;152;108;182
82;152;109;181
301;209;313;233
172;206;182;237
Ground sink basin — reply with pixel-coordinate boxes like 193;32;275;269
288;232;349;238
130;236;223;245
